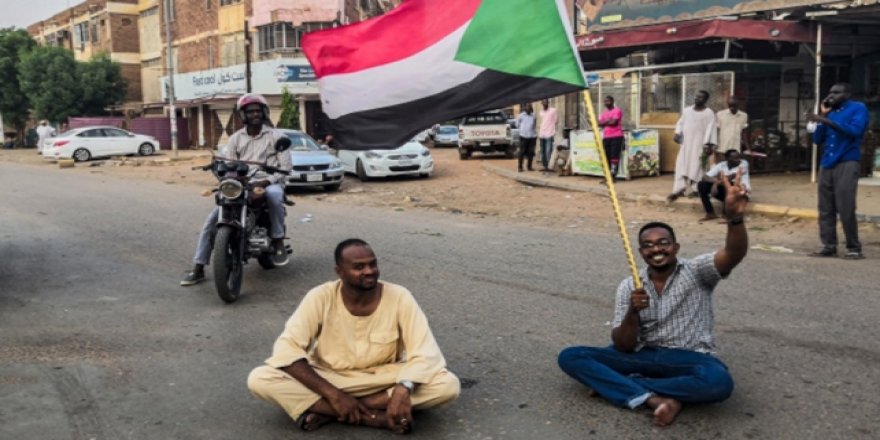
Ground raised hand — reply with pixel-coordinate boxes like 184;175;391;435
721;168;748;219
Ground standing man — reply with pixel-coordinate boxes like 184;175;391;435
35;120;56;155
247;239;460;434
180;93;292;286
698;149;751;222
558;172;749;427
598;96;625;179
715;96;749;164
516;103;537;172
809;83;869;260
669;90;717;202
539;99;559;172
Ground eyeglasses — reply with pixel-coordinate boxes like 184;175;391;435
639;240;674;250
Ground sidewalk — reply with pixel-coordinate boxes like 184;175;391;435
482;161;880;225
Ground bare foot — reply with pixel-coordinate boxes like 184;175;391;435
297;411;335;432
647;397;682;427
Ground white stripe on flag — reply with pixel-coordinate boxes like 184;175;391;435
318;21;484;119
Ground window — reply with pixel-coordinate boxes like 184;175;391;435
303;22;333;33
79;129;105;138
142;57;161;68
103;128;129;137
257;22;303;53
220;0;241;5
73;23;89;49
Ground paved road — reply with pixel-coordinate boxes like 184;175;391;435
1;162;877;439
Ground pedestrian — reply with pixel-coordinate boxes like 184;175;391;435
715;96;749;164
808;82;869;260
549;127;572;176
180;93;293;286
668;90;717;202
558;173;749;426
247;239;460;434
698;149;751;222
35;120;57;155
516;103;537;172
598;95;624;180
539;98;558;171
3;132;15;150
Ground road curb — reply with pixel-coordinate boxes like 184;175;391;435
481;163;879;225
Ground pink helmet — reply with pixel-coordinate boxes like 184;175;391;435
236;93;270;122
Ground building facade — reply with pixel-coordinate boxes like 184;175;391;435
27;0;143;107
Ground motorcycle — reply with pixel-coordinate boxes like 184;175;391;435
194;138;293;303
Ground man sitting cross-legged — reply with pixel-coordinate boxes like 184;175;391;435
558;171;749;426
247;238;460;434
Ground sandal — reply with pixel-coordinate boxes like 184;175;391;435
296;411;335;432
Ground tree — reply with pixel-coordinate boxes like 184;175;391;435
19;45;81;124
0;28;37;139
276;86;300;129
78;52;127;116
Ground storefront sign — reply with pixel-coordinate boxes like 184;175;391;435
578;0;839;31
162;59;319;101
570;129;660;179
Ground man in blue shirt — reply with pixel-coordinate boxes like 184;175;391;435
809;83;868;260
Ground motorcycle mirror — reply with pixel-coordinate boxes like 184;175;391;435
275;137;292;152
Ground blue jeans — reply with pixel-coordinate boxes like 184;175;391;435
193;183;286;265
558;345;734;409
539;137;554;169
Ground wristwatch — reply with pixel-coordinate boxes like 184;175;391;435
398;380;415;393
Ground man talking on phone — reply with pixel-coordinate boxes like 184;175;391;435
808;83;869;260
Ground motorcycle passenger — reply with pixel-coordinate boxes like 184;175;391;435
181;93;293;286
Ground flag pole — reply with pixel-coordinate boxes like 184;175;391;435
582;89;642;289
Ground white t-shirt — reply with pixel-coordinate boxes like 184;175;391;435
706;160;751;193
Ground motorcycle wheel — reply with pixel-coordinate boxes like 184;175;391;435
213;226;243;303
257;254;276;270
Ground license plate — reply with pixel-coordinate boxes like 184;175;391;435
479;141;491;147
306;174;323;182
398;160;413;166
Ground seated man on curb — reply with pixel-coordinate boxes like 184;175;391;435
247;238;460;434
558;171;749;427
697;149;751;222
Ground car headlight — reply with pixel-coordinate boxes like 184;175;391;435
218;179;243;199
364;151;382;159
331;160;341;168
421;149;431;157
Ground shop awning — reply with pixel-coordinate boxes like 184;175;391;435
577;18;816;51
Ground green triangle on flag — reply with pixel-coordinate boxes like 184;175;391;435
454;0;586;88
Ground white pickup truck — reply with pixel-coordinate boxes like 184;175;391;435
457;110;514;160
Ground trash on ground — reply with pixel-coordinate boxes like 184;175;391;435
751;244;794;253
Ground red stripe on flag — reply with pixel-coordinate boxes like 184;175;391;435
303;0;482;79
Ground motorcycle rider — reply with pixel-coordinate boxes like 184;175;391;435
181;93;293;286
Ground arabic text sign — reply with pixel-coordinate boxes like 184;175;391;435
162;59;319;101
580;0;839;31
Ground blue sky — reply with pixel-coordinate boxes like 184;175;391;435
1;0;73;29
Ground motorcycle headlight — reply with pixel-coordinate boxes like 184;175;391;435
218;179;243;199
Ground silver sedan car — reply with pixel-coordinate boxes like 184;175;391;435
278;129;345;192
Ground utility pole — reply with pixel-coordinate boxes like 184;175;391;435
245;20;252;93
163;0;178;157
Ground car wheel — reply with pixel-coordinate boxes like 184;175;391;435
324;183;341;192
356;160;370;181
138;143;155;156
459;150;471;160
419;172;432;179
72;148;91;162
504;145;516;159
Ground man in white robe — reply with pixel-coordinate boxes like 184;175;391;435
669;91;717;201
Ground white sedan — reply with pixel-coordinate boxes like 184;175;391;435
42;126;161;162
337;140;434;181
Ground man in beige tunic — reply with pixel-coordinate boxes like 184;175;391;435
248;238;460;434
669;90;717;202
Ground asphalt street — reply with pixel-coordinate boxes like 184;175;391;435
1;161;878;439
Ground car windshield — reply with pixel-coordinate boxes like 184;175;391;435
283;132;321;152
463;114;505;125
438;126;458;134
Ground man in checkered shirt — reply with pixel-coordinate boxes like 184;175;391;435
558;172;750;427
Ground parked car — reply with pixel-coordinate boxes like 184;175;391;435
42;126;160;162
277;129;345;192
338;139;434;181
433;125;460;147
413;129;431;143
